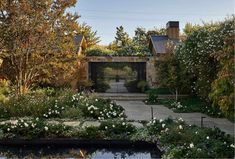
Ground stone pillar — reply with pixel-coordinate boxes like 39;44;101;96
146;56;157;87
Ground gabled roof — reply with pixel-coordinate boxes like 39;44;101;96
74;35;85;46
150;35;179;54
74;35;87;53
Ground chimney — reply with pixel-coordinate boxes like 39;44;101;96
166;21;179;40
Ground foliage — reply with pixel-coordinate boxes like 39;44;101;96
0;117;234;158
209;38;235;118
146;118;234;158
146;89;159;104
156;51;191;100
183;23;202;36
94;79;110;92
99;119;136;139
0;90;126;120
0;118;72;139
137;80;148;93
175;17;234;99
125;80;147;93
82;97;125;120
133;27;166;46
159;97;224;118
86;45;114;56
0;0;81;95
114;26;132;47
78;126;105;139
77;23;100;47
76;80;93;92
0;79;11;103
86;44;151;57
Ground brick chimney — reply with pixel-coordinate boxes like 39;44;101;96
166;21;179;40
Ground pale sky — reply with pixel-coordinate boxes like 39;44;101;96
68;0;235;45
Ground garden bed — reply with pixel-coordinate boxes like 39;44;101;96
0;138;158;148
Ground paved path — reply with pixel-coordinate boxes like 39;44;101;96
116;100;235;136
106;80;128;93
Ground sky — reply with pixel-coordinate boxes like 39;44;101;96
68;0;234;45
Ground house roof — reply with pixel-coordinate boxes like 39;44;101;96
74;35;87;52
74;35;84;46
150;35;179;54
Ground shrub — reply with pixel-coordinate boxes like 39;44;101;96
94;79;110;92
160;97;224;118
0;79;11;103
77;80;93;92
99;119;136;139
80;98;126;120
0;118;72;139
124;80;139;92
146;89;159;104
146;118;235;158
137;80;148;93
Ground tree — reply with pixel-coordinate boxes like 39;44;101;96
175;17;234;99
156;43;191;101
183;23;201;36
133;27;166;46
0;0;80;95
77;23;100;48
133;27;147;45
115;26;131;47
209;37;234;118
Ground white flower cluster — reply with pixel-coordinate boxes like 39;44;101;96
171;102;185;110
85;100;125;120
1;118;41;132
43;100;64;118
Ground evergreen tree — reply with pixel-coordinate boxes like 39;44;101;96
115;26;131;47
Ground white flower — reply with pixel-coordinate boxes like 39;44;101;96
178;125;183;130
105;126;108;129
24;123;29;127
230;144;235;148
7;128;10;131
165;128;169;132
95;99;98;102
112;124;115;128
36;117;39;121
189;143;194;148
206;136;209;139
90;111;93;114
178;118;184;121
162;124;166;128
159;119;163;123
195;131;198;134
122;122;126;126
44;126;49;131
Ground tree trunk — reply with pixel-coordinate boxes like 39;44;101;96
175;88;178;101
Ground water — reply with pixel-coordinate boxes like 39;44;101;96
0;145;161;159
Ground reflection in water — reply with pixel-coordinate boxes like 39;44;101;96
0;146;160;159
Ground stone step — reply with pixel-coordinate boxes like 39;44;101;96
96;93;188;101
96;93;147;101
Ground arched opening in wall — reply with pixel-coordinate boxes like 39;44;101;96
89;62;146;93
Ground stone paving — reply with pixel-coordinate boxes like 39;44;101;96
116;100;235;136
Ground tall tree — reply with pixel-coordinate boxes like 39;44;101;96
209;37;234;117
133;27;147;45
183;23;201;36
0;0;80;95
115;26;131;47
77;23;100;48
